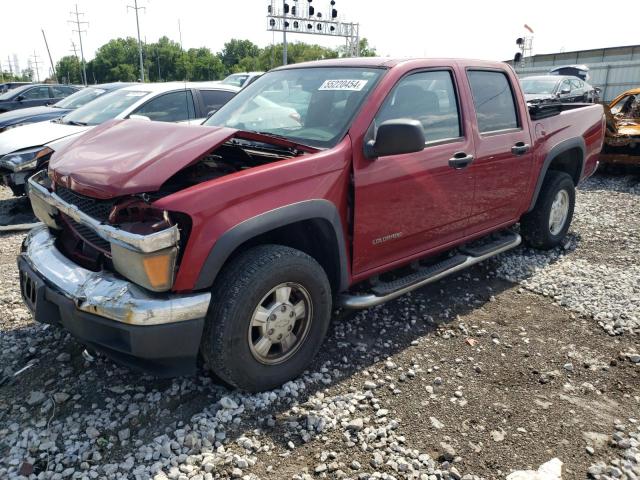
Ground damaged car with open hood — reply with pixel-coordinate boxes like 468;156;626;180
19;58;605;391
600;88;640;166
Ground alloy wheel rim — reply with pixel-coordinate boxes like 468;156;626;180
248;282;312;365
549;189;569;236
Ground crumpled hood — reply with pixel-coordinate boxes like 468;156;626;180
0;120;89;157
50;119;237;199
0;106;69;128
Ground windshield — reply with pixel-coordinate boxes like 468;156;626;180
54;87;107;109
521;78;559;95
221;74;249;87
0;84;32;100
62;89;149;126
206;67;384;148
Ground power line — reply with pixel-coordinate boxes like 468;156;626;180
68;4;88;86
127;0;146;82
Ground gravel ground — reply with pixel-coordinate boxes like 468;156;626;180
0;173;638;480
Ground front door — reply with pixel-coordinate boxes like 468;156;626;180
21;86;52;108
465;69;534;233
352;69;475;274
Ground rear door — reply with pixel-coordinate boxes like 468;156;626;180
198;89;237;116
465;69;534;233
51;86;76;104
352;68;475;274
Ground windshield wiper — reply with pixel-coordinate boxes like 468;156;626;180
252;131;316;150
65;120;88;126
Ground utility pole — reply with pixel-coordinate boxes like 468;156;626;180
68;4;88;85
156;48;161;81
178;19;186;81
127;0;146;82
42;29;58;83
31;51;42;82
69;41;80;84
6;56;12;76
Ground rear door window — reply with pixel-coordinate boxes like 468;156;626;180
200;90;236;114
467;70;519;134
133;90;196;122
52;86;75;97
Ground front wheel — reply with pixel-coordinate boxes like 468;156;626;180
201;244;332;391
520;171;575;250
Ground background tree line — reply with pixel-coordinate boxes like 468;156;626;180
52;37;376;84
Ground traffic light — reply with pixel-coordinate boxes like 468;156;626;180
514;52;522;63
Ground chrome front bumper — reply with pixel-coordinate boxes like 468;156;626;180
27;170;179;253
19;226;211;326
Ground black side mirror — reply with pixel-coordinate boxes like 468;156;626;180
559;88;570;95
364;119;425;159
16;95;24;102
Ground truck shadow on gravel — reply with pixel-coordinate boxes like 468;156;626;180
0;235;589;474
0;196;38;227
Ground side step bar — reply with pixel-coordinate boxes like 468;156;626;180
338;231;521;310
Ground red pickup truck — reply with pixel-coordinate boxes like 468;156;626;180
20;58;604;391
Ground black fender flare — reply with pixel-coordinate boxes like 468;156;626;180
193;199;350;292
527;136;586;212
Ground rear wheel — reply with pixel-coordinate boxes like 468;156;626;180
520;171;575;250
201;244;332;391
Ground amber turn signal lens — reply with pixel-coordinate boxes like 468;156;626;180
142;254;172;289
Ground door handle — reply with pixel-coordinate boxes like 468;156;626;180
512;142;530;155
448;152;474;169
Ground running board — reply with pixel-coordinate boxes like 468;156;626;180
338;232;521;309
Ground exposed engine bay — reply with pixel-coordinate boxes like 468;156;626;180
158;138;302;195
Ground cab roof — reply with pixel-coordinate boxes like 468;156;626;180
119;82;240;93
274;57;510;71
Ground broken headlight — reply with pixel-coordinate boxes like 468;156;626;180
109;201;179;292
0;146;52;172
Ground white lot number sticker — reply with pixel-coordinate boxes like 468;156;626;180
319;79;368;91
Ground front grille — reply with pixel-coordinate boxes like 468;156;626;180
56;186;115;222
66;217;111;252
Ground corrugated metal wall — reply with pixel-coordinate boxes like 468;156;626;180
508;45;640;102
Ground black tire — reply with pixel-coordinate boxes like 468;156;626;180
201;244;332;392
520;171;575;250
9;184;25;197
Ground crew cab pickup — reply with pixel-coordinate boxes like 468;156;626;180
19;58;605;391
